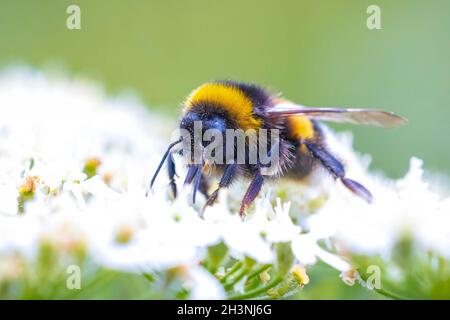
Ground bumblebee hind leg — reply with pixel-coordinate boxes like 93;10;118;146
305;142;373;203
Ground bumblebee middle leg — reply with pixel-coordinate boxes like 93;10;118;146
201;164;238;215
239;171;264;218
199;173;210;199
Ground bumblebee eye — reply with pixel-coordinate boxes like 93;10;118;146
205;116;226;132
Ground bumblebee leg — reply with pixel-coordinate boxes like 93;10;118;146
305;142;373;203
183;163;203;204
239;171;264;218
167;153;177;198
199;173;210;199
201;164;238;215
147;137;183;196
184;164;198;185
192;158;204;204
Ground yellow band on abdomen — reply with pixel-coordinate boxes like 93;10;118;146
286;116;315;140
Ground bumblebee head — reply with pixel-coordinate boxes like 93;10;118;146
180;110;227;136
179;110;228;165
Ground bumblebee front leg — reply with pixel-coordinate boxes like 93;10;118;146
305;142;373;203
167;152;177;198
147;137;183;196
163;155;207;201
239;171;264;218
201;164;238;215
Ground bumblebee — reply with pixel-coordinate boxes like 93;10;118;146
149;81;405;217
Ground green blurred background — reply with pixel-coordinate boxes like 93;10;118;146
2;0;448;299
1;0;449;177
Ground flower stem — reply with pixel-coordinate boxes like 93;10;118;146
271;276;296;298
229;276;283;300
220;261;243;284
224;267;250;291
247;264;271;280
372;287;406;300
359;272;408;300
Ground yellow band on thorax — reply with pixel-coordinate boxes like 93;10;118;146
184;83;262;131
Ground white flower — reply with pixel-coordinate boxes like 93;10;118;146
83;191;220;272
0;214;41;258
187;267;226;300
203;202;274;263
248;196;302;243
63;175;120;209
308;156;450;258
291;233;350;271
1;67;450;299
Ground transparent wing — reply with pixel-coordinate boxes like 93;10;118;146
268;103;406;128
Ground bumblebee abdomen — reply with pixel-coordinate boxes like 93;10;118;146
285;116;316;141
282;118;324;179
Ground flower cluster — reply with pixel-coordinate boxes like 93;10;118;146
0;68;449;299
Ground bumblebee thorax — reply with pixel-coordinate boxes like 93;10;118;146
183;82;264;131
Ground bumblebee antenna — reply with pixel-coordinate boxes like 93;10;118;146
146;137;183;196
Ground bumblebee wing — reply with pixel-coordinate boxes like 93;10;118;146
267;103;406;128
